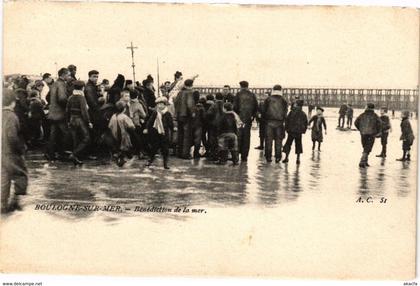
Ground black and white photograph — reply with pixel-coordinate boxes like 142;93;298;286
0;0;418;283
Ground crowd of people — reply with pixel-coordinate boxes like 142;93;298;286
1;64;416;213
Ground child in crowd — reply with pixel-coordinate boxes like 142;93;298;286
217;102;242;165
27;90;46;146
376;107;391;158
397;110;415;162
308;107;327;152
128;90;147;157
108;101;136;167
144;97;174;169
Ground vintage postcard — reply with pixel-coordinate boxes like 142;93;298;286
0;1;418;280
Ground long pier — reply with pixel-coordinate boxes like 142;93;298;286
195;86;419;111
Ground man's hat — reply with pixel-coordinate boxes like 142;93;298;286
316;106;324;112
125;80;133;85
184;79;194;87
273;84;282;91
366;103;375;110
239;81;249;88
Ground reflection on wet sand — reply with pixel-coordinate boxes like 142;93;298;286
396;161;413;198
16;108;417;222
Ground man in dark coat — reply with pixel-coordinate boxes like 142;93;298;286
254;92;269;150
261;85;288;163
85;70;101;158
66;81;92;165
202;94;215;157
376;107;391;158
143;79;156;110
282;100;308;164
192;92;205;158
46;67;71;161
85;70;100;116
354;103;382;168
174;79;195;159
66;64;78;95
346;104;354;128
233;81;258;162
338;104;348;128
2;89;28;213
108;74;125;105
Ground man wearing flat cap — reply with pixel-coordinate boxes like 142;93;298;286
260;84;288;163
354;103;382;168
233;80;258;162
46;67;71;161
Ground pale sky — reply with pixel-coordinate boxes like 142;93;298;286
3;2;419;88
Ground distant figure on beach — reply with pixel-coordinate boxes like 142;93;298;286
307;102;315;119
337;103;348;128
346;104;353;129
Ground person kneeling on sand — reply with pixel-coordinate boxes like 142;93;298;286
108;101;136;167
217;102;243;166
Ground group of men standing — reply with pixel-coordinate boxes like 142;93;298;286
1;65;417;213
